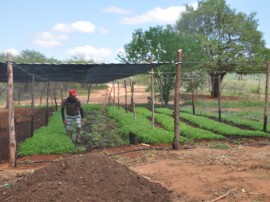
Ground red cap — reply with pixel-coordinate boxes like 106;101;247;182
69;89;77;96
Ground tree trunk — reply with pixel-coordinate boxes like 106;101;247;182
209;72;226;98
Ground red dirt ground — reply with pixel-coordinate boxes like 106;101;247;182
1;89;270;201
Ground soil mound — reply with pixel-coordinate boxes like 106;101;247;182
0;153;171;202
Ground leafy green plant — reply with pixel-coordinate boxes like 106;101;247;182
107;106;184;144
178;106;270;132
136;107;224;140
156;108;270;138
18;111;75;156
208;142;230;150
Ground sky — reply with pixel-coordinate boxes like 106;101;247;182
1;0;270;63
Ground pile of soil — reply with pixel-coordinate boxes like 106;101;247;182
0;153;171;202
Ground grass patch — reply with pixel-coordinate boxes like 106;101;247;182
208;142;230;150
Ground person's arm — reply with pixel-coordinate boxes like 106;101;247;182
61;99;66;122
79;107;84;119
61;107;65;121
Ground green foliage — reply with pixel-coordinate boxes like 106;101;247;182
208;142;230;150
175;0;266;97
81;105;127;148
82;104;102;111
180;107;269;132
18;111;75;156
107;106;183;144
155;108;270;138
117;26;205;105
14;49;60;63
176;0;266;70
64;55;95;64
136;107;224;140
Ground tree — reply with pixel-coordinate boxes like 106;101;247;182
14;49;60;63
176;0;266;97
118;26;205;106
64;55;95;64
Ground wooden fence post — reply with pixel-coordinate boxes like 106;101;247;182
124;80;128;113
30;74;35;137
7;52;16;168
263;62;270;132
131;80;136;119
45;81;50;126
118;81;120;110
113;82;116;103
150;69;155;128
173;49;182;150
87;84;92;104
191;77;195;115
218;75;222;122
60;82;64;102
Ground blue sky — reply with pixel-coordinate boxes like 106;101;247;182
1;0;269;63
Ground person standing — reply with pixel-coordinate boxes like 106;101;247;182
61;89;85;144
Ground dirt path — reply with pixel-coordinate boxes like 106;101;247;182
1;143;270;201
101;143;270;202
1;87;270;201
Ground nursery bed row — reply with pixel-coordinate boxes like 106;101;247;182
155;108;270;138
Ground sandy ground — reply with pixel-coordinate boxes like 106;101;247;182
1;86;270;201
96;142;269;202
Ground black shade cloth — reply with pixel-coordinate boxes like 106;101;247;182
0;62;172;83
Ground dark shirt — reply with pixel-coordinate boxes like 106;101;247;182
61;96;84;121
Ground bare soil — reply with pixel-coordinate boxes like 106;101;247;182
1;143;270;202
1;88;270;201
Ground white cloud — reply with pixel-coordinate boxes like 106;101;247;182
52;21;96;33
0;48;21;56
120;3;198;25
67;45;113;62
33;32;69;48
99;27;108;34
102;6;132;14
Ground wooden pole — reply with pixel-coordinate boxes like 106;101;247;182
173;49;182;150
108;83;114;105
45;81;50;126
129;78;133;109
263;62;270;132
113;82;116;103
87;84;92;104
131;80;136;119
60;82;64;102
53;88;57;111
7;52;16;167
124;80;128;113
191;77;195;115
218;75;221;122
150;69;155;128
30;74;35;137
258;80;261;100
118;81;120;110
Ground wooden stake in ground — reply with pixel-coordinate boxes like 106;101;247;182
124;80;128;113
108;83;114;104
7;52;16;168
53;88;57;111
218;75;222;122
173;49;182;150
60;82;64;102
87;84;92;104
118;81;120;110
263;62;270;132
45;81;50;126
191;77;195;115
130;80;136;119
30;74;35;137
150;69;155;128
